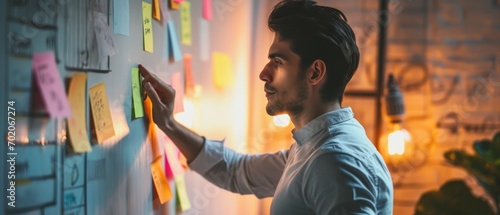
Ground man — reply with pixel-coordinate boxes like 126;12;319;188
140;0;393;214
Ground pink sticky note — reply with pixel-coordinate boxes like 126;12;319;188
202;0;212;20
159;0;171;22
164;138;185;179
174;0;185;2
171;72;184;114
32;52;72;118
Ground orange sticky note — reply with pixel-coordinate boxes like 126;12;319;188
32;51;72;118
142;2;154;53
153;0;161;21
89;83;115;143
169;0;179;10
144;97;161;160
202;0;212;20
184;54;194;97
175;174;191;211
151;157;173;204
171;72;184;114
212;52;234;89
67;73;92;153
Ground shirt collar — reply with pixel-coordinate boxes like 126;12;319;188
292;107;354;146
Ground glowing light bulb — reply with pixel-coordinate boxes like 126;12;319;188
387;127;411;155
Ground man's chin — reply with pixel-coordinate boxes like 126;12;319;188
265;105;285;116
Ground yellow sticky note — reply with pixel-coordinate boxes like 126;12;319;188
89;83;115;143
151;157;173;204
180;1;191;45
142;2;154;53
175;174;191;211
67;73;92;153
144;97;162;160
153;0;161;21
132;68;144;118
212;52;234;89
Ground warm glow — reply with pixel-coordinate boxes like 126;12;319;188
388;130;405;155
273;114;290;127
174;98;195;128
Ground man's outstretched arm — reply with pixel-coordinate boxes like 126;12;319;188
139;64;204;163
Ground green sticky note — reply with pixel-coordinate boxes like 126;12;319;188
132;68;144;118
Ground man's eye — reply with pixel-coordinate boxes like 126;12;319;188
274;59;281;65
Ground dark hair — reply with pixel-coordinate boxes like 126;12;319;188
268;0;359;104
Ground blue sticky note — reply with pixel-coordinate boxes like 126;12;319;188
167;21;182;62
113;0;130;35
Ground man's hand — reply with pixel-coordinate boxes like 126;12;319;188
139;64;176;131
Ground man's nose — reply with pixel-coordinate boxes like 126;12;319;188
259;63;272;83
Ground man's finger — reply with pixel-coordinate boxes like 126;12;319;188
138;64;162;85
144;81;163;106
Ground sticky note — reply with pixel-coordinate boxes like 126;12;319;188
144;97;162;160
180;1;191;46
94;11;118;59
212;52;234;89
199;19;210;61
32;51;72;118
89;83;115;143
159;0;170;22
113;0;130;35
203;0;212;20
174;0;185;2
67;73;91;153
169;0;179;10
153;0;161;21
175;174;191;211
151;157;173;204
183;54;195;97
164;139;185;179
171;72;184;114
142;2;154;53
167;21;182;62
131;68;144;118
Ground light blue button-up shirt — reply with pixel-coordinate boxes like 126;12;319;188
189;107;393;214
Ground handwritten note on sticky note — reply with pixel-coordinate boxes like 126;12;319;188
183;54;195;97
142;2;154;53
151;157;173;204
164;139;185;178
203;0;212;20
171;72;184;114
180;1;191;46
144;97;162;160
94;11;118;59
89;83;115;143
67;73;91;153
169;0;179;10
175;174;191;211
200;19;210;61
167;21;182;62
153;0;161;21
212;52;234;89
131;68;144;118
32;52;72;118
113;0;130;35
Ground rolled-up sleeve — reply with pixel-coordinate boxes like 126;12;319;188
188;138;288;198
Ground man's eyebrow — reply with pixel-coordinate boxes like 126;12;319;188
268;52;288;61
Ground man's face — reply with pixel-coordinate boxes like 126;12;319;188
259;34;309;116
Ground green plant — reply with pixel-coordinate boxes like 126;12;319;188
415;131;500;215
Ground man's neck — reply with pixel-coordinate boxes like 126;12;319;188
290;101;341;132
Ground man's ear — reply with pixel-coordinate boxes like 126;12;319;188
309;59;326;85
